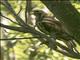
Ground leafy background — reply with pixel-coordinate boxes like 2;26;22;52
0;0;80;60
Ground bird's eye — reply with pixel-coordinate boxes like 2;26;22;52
36;11;39;12
34;10;39;13
35;11;40;13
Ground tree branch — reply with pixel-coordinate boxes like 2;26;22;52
0;13;19;25
1;0;80;59
40;0;80;45
1;0;27;27
0;37;45;40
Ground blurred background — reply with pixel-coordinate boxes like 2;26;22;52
0;0;80;60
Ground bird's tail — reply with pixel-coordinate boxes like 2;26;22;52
64;39;79;54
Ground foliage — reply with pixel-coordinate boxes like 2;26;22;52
0;0;80;60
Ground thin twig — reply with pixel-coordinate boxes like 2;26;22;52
0;37;46;40
1;13;19;25
25;0;32;24
25;0;27;23
1;1;27;27
56;42;80;59
17;6;22;15
1;1;80;59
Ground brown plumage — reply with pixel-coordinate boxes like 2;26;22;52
32;10;78;52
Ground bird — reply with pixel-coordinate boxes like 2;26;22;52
32;9;79;52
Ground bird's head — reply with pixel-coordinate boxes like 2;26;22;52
32;10;47;18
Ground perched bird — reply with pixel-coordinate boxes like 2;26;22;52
32;10;78;52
